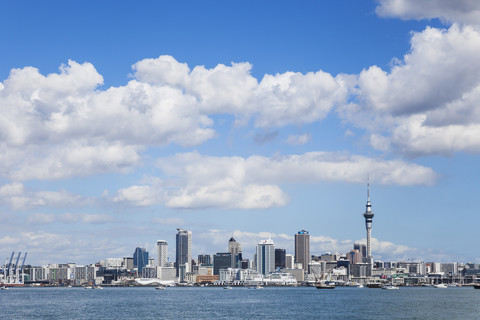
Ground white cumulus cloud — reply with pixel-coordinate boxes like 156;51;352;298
0;56;348;181
345;24;480;157
376;0;480;25
111;151;436;209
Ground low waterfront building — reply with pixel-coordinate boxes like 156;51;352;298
185;272;196;283
196;275;219;284
104;258;124;268
48;266;68;284
197;266;213;275
308;261;326;277
142;266;157;278
371;267;396;277
440;262;458;275
29;267;48;282
285;254;294;269
75;266;95;285
283;268;304;283
263;272;297;286
123;257;134;270
350;263;372;278
157;266;176;282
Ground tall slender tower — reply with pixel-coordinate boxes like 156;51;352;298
363;183;374;261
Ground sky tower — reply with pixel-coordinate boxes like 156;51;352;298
363;182;374;261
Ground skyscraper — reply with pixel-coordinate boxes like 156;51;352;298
213;252;232;275
256;239;275;275
275;248;286;269
295;230;310;271
133;247;148;274
347;249;362;264
228;237;242;268
176;228;192;276
363;182;374;263
156;240;168;267
354;243;367;263
198;254;211;266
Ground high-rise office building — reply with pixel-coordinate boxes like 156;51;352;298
198;254;211;266
295;230;310;271
275;248;286;269
285;254;294;269
133;247;148;274
213;252;232;275
347;249;362;264
176;228;192;276
353;243;367;263
228;237;242;268
156;240;168;267
256;239;275;275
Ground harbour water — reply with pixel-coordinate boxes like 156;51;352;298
1;286;480;319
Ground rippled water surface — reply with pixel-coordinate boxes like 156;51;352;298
1;286;480;319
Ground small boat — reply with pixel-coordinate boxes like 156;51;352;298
316;282;335;289
349;282;362;287
254;285;264;289
473;284;480;289
223;286;233;289
366;283;383;288
84;286;93;289
93;286;103;289
434;284;448;288
382;285;399;290
1;286;9;290
155;286;165;290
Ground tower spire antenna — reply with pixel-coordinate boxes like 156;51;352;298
367;176;370;201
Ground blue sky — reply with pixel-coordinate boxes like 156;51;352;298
1;0;480;266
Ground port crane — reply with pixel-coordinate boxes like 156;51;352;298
2;251;28;285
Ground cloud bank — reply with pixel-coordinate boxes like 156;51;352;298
111;151;437;209
0;57;348;181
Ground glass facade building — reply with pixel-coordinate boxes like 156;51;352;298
275;248;286;269
213;252;232;275
133;247;149;274
176;228;192;276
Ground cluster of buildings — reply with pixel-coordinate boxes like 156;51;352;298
3;186;480;287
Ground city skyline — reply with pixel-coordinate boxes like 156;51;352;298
1;1;480;266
